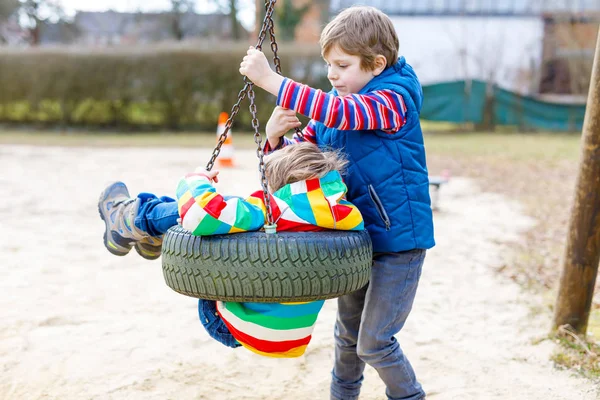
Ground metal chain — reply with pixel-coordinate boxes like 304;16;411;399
205;0;278;226
266;9;282;75
266;7;305;141
247;83;274;226
205;0;278;172
247;0;277;227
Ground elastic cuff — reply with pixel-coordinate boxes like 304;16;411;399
185;172;212;181
263;137;284;154
276;77;290;107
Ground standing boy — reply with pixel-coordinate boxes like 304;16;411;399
240;6;434;400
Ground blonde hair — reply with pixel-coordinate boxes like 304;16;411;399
264;142;348;192
320;6;399;71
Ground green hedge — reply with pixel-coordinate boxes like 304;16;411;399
0;42;328;130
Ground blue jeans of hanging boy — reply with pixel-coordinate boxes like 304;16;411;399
198;299;241;348
133;193;179;236
330;249;427;400
133;192;240;348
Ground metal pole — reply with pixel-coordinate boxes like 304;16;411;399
552;30;600;334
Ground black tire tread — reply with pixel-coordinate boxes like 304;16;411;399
161;226;372;302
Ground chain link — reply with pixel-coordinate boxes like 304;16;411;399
267;14;282;75
205;0;278;172
266;7;305;141
247;83;274;226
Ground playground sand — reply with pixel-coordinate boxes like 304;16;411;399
1;145;598;399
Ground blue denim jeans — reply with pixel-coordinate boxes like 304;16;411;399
331;249;426;400
133;193;179;236
198;300;241;348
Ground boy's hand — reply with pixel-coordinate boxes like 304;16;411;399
193;167;220;183
239;47;284;97
266;106;301;147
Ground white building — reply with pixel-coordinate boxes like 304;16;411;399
332;0;600;94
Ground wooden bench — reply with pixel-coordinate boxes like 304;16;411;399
429;176;449;210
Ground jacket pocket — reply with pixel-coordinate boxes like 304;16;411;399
368;185;391;231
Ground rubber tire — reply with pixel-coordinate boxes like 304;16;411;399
161;226;373;302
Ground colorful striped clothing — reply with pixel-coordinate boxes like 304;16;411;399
176;170;364;357
265;77;408;151
177;170;364;235
216;301;322;358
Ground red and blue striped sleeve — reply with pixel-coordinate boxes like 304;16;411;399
277;78;407;133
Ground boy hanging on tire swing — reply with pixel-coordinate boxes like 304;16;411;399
98;142;364;357
240;6;435;400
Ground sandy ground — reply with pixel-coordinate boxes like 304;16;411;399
1;144;599;400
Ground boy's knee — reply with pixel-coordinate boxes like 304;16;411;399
356;346;380;365
355;336;376;362
356;335;398;365
334;328;359;349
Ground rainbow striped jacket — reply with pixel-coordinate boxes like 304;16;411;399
176;171;364;358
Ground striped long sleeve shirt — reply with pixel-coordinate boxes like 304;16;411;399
176;170;364;357
265;78;408;152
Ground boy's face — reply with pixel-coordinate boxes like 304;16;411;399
324;46;377;97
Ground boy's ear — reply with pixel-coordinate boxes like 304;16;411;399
372;55;387;76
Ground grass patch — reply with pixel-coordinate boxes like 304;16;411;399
551;325;600;379
425;131;581;162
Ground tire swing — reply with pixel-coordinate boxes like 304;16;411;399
161;0;373;303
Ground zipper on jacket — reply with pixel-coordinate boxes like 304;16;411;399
368;185;391;231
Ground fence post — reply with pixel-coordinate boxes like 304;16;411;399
552;30;600;334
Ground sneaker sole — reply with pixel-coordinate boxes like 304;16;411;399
98;182;132;257
134;243;162;260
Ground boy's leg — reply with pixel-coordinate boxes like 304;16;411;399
98;182;178;260
330;284;368;400
357;250;426;400
134;192;179;236
131;192;179;259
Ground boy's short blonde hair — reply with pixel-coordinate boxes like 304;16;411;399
320;6;399;71
264;142;348;192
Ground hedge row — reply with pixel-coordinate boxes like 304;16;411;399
0;42;328;130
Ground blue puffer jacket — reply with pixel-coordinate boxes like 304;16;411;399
313;57;435;252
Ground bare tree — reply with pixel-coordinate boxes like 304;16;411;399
169;0;195;40
275;0;310;41
229;0;239;40
210;0;242;40
19;0;65;45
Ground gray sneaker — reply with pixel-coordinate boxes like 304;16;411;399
98;181;155;258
